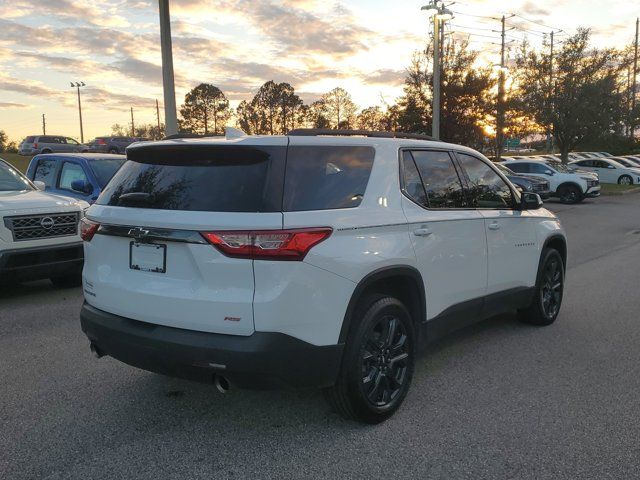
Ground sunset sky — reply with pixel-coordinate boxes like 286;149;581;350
0;0;638;143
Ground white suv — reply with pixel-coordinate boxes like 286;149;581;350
503;159;600;204
0;158;87;286
80;130;568;423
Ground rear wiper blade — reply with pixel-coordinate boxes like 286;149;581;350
117;192;154;205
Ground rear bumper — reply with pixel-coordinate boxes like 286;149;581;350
80;303;344;390
0;242;83;281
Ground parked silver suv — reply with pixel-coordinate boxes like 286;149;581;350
19;135;89;156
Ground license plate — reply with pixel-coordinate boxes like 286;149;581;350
129;242;166;273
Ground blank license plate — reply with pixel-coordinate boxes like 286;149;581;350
129;242;166;273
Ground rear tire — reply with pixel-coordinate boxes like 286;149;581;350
558;185;582;204
519;248;564;326
324;295;415;424
108;148;119;154
618;175;633;185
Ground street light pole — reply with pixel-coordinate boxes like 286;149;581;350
433;13;441;140
422;1;452;141
71;81;86;143
159;0;178;137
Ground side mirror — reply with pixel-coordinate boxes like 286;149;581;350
71;179;93;195
607;165;615;169
33;180;46;191
544;170;554;176
521;192;543;210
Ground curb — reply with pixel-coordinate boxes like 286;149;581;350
601;187;640;196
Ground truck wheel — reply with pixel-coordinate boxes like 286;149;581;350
558;185;582;204
324;295;415;424
618;175;633;185
519;248;564;326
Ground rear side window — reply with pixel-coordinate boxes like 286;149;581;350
24;136;35;143
506;162;528;174
97;145;286;212
401;151;428;207
283;146;374;211
409;150;466;208
33;158;57;186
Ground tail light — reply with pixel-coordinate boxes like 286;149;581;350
96;138;106;145
34;143;38;148
80;217;100;241
201;228;332;261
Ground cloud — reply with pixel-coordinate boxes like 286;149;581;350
0;101;30;109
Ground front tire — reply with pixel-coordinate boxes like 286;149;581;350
558;185;582;204
519;248;564;326
325;295;415;424
618;175;633;185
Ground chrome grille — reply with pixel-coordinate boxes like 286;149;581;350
532;182;549;192
4;212;79;241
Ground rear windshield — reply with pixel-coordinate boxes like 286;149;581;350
97;144;375;212
97;145;286;212
88;158;127;188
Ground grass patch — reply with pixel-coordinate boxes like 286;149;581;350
0;152;33;173
600;184;640;195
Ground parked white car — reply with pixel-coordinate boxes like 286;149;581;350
80;130;568;423
503;159;600;203
0;158;88;285
570;158;640;185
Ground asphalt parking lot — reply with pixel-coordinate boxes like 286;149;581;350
2;194;640;480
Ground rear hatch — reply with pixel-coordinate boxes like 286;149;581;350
82;137;287;335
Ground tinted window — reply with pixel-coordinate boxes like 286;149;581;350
505;162;528;174
283;146;374;211
66;138;79;145
401;151;427;207
89;158;126;188
40;136;53;143
410;150;465;208
33;158;58;186
98;145;286;212
529;163;551;174
59;162;88;190
24;136;35;143
0;161;32;191
456;153;515;209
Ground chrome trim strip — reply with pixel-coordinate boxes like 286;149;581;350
97;224;207;244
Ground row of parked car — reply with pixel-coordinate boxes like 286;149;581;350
18;135;147;155
497;151;640;204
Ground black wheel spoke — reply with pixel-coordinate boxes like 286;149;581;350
384;317;398;348
389;352;408;365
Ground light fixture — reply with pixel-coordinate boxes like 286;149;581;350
421;3;438;16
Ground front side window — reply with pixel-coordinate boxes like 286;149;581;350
59;162;88;191
66;138;79;145
456;153;515;209
34;158;58;186
0;161;32;192
410;150;465;208
283;146;374;211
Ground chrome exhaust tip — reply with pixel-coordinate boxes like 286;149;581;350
214;375;230;394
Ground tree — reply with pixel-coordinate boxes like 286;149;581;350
515;29;626;162
236;99;261;134
321;87;357;129
395;40;495;149
356;106;386;130
179;83;231;135
0;130;7;152
246;81;304;134
306;100;331;129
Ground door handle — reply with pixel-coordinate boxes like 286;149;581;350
488;222;501;231
413;226;432;237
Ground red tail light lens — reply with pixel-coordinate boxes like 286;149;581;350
34;143;38;148
201;228;332;261
80;217;100;241
97;138;106;145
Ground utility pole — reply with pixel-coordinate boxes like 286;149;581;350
71;81;86;143
130;107;135;137
632;17;639;139
156;99;161;137
42;114;46;135
546;31;555;152
159;0;178;136
496;15;507;159
432;13;441;140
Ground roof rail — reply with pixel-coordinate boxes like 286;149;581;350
287;129;435;141
162;133;222;140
